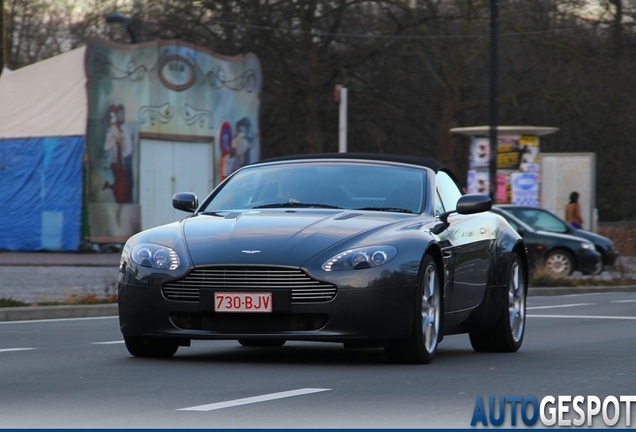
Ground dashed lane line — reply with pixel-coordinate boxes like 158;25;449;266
528;314;636;320
0;348;36;353
178;388;332;412
527;303;593;310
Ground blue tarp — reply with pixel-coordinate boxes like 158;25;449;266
0;136;84;251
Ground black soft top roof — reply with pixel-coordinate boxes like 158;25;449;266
256;152;446;172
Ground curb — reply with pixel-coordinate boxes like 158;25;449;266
0;285;635;322
528;284;636;296
0;304;118;322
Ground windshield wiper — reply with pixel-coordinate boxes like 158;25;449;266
253;202;341;209
356;207;413;214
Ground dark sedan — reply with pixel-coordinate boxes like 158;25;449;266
496;205;619;272
491;206;602;276
118;153;528;364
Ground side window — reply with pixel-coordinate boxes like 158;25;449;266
436;171;463;213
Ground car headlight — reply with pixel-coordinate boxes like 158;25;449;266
580;242;594;251
131;243;181;270
322;245;397;271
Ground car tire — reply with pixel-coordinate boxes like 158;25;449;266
544;249;574;276
385;254;441;364
237;339;286;347
583;256;604;275
124;336;179;358
469;252;527;353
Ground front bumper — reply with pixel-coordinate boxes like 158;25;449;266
576;250;603;274
118;282;417;343
603;249;620;267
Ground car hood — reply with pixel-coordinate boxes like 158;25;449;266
534;229;593;244
570;228;613;249
182;209;414;267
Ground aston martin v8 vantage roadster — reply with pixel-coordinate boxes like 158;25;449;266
118;153;528;364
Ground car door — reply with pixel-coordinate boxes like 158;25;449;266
436;171;494;312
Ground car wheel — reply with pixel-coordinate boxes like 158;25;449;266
385;255;441;364
544;249;574;276
583;256;604;275
469;252;527;352
237;339;286;347
124;336;179;358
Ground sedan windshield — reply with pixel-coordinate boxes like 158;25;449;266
202;162;428;214
506;208;569;233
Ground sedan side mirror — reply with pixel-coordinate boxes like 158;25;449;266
173;192;198;213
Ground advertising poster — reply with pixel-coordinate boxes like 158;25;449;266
467;169;490;195
496;174;510;203
519;135;540;172
469;137;490;169
467;134;541;204
511;172;539;206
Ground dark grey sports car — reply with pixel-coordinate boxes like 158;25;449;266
118;153;528;364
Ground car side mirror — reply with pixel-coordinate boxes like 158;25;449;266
456;194;492;215
173;192;198;213
430;194;492;235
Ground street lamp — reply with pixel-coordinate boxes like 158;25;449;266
105;11;139;44
488;0;499;202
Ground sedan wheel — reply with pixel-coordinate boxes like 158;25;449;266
584;258;604;276
470;252;527;352
544;249;574;276
385;255;441;364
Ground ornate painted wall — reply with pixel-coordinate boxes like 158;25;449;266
84;38;262;242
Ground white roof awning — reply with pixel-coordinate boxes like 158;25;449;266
0;46;87;139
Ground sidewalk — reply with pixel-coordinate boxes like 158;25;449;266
0;251;120;267
0;252;635;322
0;252;120;321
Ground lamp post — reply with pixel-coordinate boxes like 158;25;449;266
334;85;348;153
488;0;499;202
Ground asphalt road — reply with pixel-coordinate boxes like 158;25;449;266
0;291;634;428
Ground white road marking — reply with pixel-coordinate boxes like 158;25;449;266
0;316;118;325
90;341;124;345
0;348;36;353
528;314;636;320
178;388;331;412
527;303;593;310
612;300;636;303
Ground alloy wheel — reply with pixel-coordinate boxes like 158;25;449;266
421;263;440;354
508;260;525;343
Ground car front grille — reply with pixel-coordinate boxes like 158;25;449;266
162;266;337;304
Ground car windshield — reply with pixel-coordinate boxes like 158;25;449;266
202;161;428;214
506;207;569;233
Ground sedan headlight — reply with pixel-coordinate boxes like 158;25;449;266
131;243;181;270
580;242;594;251
322;245;397;271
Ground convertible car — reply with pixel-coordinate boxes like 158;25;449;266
118;153;528;364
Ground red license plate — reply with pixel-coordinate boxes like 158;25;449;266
214;292;272;313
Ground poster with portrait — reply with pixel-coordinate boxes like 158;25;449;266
467;133;542;205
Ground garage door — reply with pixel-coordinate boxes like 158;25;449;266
140;138;213;230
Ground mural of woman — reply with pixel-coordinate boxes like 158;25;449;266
231;117;254;167
102;104;130;203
